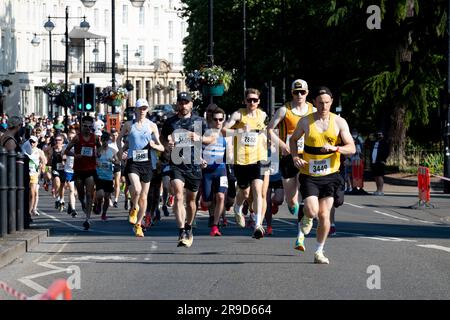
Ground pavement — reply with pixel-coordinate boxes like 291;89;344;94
0;175;448;269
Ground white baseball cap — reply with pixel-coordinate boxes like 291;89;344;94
135;98;149;108
291;79;308;91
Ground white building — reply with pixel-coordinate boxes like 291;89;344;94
0;0;188;117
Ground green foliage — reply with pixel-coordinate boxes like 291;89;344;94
421;152;444;176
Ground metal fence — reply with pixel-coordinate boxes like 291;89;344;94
0;147;26;238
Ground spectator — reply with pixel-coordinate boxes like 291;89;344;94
370;131;390;195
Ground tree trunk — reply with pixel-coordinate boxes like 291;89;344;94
387;103;407;167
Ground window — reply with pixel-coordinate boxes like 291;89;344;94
94;9;99;28
168;21;173;40
105;10;109;30
153;46;159;60
139;45;144;64
168;53;174;64
136;80;141;99
123;44;128;64
123;5;128;25
146;81;151;102
139;7;145;25
153;7;159;27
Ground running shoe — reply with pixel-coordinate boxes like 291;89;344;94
233;204;246;228
271;202;279;215
162;205;170;217
247;212;256;229
43;182;49;192
168;195;174;207
210;225;222;237
177;231;188;247
67;205;72;215
294;234;305;251
266;225;273;236
94;204;101;215
314;251;330;264
59;202;65;212
124;199;129;210
221;217;228;227
242;201;249;216
133;224;144;237
300;214;314;235
101;213;107;221
71;209;78;218
143;215;152;228
82;220;90;231
288;203;299;216
329;224;336;236
183;229;194;247
154;208;161;221
253;225;265;239
113;201;118;208
128;206;139;225
54;200;60;210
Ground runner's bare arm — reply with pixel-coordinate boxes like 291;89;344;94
335;117;356;155
221;111;242;137
63;135;77;156
290;117;307;168
149;122;165;152
117;121;130;160
267;107;288;153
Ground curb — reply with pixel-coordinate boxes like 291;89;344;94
384;175;443;190
0;229;49;269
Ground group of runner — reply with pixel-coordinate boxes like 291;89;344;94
18;79;355;265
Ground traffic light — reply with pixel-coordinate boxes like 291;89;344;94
83;83;95;112
75;84;83;112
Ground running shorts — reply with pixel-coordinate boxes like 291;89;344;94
234;162;267;189
125;159;153;183
299;172;344;200
279;154;300;179
170;165;202;192
95;178;114;193
202;167;228;202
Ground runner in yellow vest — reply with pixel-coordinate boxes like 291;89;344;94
222;88;269;239
289;86;355;264
268;79;316;216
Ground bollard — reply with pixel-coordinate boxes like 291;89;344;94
410;166;434;209
16;152;25;232
7;150;17;234
0;147;7;238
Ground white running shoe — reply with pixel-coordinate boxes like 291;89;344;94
314;251;330;264
233;205;246;228
300;215;313;235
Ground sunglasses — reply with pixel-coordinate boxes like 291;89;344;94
293;90;307;96
213;118;224;122
55;139;63;142
246;98;259;103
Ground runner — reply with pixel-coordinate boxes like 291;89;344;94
48;134;67;212
222;88;269;239
267;79;315;216
108;128;122;208
118;98;164;237
289;86;355;264
62;128;78;217
95;131;119;221
64;115;97;230
161;92;212;247
202;107;228;236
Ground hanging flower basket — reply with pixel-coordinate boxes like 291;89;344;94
43;81;64;97
185;65;234;95
54;90;74;107
98;86;128;106
112;99;123;106
202;83;225;97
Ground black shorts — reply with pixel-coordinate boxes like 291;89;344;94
280;154;300;179
95;178;114;193
234;162;267;189
299;172;344;200
125;159;153;183
226;164;237;199
371;163;385;177
150;169;163;185
269;178;283;190
170;165;202;192
73;170;96;182
113;163;121;174
52;170;66;183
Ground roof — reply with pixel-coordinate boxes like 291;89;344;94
68;27;106;40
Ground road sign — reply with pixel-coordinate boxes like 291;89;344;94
106;114;121;132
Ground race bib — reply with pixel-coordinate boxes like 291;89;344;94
132;150;149;162
286;134;304;153
81;146;93;157
241;132;258;147
56;163;65;171
309;158;331;176
173;132;193;147
65;156;74;169
219;176;228;188
99;161;112;170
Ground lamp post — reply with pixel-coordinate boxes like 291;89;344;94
36;8;89;130
208;0;214;104
115;47;140;107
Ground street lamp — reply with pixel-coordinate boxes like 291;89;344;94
40;8;90;130
80;0;147;94
115;48;140;107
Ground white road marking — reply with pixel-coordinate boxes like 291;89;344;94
273;218;297;226
344;202;365;209
18;262;70;294
416;244;450;253
373;210;410;221
360;236;417;242
60;255;137;261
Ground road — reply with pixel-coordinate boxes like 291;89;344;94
1;188;450;301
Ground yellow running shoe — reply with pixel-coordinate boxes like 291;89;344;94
128;206;139;225
133;223;144;237
294;234;305;251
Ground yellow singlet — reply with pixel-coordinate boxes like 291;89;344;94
300;112;341;176
233;108;267;165
278;102;314;154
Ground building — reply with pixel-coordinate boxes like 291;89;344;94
0;0;188;117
